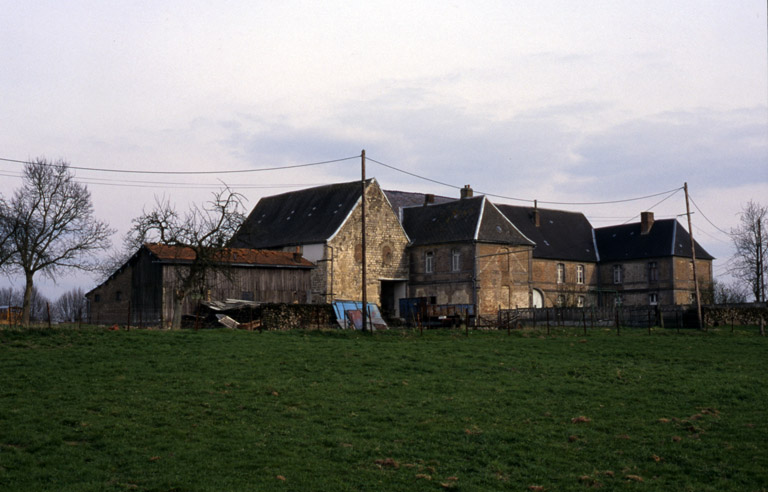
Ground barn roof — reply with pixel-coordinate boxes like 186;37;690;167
230;180;370;249
402;196;534;247
144;243;315;267
594;218;714;261
496;205;598;262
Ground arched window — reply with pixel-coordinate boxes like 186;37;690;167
425;251;434;274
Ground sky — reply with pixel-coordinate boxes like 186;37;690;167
1;1;767;300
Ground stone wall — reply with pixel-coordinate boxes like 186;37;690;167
531;259;597;307
320;181;410;306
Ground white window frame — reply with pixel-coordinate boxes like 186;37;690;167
451;249;461;272
556;263;565;284
577;296;585;308
556;294;565;307
425;251;434;274
649;292;658;305
576;264;585;285
613;265;623;284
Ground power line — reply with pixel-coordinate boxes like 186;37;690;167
368;155;683;206
688;194;732;237
622;188;682;224
0;155;360;175
0;170;327;191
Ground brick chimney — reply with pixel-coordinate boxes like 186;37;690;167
460;185;473;199
293;246;302;262
532;199;540;227
423;193;435;206
641;211;654;235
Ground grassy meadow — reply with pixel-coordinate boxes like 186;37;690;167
0;326;766;491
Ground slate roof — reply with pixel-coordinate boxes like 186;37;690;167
402;196;534;247
496;205;598;262
144;243;314;268
594;219;714;262
383;190;455;220
230;180;368;249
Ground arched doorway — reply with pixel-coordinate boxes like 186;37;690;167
532;288;544;308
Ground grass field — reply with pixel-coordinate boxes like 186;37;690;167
1;326;766;491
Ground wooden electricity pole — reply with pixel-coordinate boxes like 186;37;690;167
361;150;368;331
684;182;703;330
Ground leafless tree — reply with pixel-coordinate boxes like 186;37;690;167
731;200;767;303
712;279;749;305
129;187;245;329
4;158;113;325
0;197;17;269
54;287;87;323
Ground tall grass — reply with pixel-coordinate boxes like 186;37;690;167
1;327;766;491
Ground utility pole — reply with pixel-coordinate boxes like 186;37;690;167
684;182;703;330
361;150;368;331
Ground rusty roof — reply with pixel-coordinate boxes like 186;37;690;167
144;243;314;268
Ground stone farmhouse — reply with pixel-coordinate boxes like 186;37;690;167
231;180;714;316
87;243;314;326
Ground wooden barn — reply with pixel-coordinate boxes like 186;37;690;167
86;243;314;327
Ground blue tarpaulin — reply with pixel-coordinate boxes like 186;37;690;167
332;300;388;330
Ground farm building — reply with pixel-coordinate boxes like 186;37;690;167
86;243;314;326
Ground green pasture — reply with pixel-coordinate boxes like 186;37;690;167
0;326;766;491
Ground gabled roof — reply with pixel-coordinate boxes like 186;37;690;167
402;196;535;247
594;219;714;262
383;190;455;220
230;180;369;249
496;205;598;262
144;243;314;267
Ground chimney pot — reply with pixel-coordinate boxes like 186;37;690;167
641;211;655;235
533;199;540;227
424;193;435;206
460;185;473;199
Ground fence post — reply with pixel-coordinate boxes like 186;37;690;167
127;300;132;331
46;302;51;329
760;316;765;337
648;309;651;335
615;309;620;336
582;310;587;336
546;309;550;336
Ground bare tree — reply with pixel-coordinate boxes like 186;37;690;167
0;196;17;269
129;188;245;329
5;158;113;325
731;200;767;303
54;287;87;323
712;279;749;304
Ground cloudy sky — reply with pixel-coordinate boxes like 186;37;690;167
1;1;766;299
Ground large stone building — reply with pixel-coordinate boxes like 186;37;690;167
230;180;715;316
230;179;411;316
594;212;714;307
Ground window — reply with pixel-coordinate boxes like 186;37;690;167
241;291;254;301
577;296;585;308
425;251;434;274
382;245;392;265
556;295;565;307
115;291;122;301
614;294;623;306
94;294;101;303
648;261;658;282
576;264;585;284
613;265;623;284
649;293;658;305
556;263;565;284
451;249;461;272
